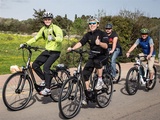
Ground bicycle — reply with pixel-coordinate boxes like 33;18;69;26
105;54;121;83
58;49;113;119
2;45;70;111
125;55;157;95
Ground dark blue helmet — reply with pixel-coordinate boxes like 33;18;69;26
105;23;112;29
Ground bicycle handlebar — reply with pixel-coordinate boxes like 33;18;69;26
68;49;88;55
129;54;148;59
19;44;45;52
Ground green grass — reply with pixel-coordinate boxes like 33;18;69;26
0;33;45;75
0;32;91;75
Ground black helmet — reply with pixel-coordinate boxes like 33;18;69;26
140;28;149;34
42;12;53;19
105;23;112;29
87;16;99;23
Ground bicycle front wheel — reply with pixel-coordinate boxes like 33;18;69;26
50;69;70;102
2;72;33;111
97;74;113;108
58;77;82;119
114;62;121;83
126;67;139;95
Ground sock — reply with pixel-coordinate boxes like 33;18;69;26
98;77;102;81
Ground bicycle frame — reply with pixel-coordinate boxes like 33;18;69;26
72;50;87;91
134;55;149;85
20;46;45;92
71;50;110;101
126;54;157;95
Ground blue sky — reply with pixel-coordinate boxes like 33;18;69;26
0;0;160;21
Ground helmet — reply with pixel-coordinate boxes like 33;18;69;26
87;16;99;23
42;12;53;19
105;23;112;29
140;28;149;34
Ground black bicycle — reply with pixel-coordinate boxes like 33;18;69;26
58;49;113;119
2;45;70;111
105;55;121;83
126;55;157;95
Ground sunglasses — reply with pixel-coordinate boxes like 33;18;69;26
89;22;97;25
105;28;112;30
141;33;148;35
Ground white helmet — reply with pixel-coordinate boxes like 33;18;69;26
42;12;53;19
87;16;99;23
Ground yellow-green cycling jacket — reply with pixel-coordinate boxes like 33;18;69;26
26;23;63;52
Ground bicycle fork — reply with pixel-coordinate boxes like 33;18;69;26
15;71;30;94
139;67;149;85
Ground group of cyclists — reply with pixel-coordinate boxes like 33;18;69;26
21;11;156;97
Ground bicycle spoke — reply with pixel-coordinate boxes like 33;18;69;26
59;78;82;119
2;72;32;111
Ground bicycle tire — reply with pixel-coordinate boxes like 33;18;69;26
114;62;121;83
58;77;82;119
2;72;33;111
146;66;157;90
96;74;113;108
50;69;70;102
125;67;139;95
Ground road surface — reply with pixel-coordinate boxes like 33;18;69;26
0;62;160;120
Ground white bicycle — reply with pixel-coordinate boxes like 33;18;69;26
125;55;157;95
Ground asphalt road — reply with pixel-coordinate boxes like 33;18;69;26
0;62;160;120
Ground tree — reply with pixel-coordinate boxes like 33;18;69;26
71;17;87;35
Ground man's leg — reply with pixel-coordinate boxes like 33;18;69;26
83;59;94;90
111;49;120;78
43;52;60;89
40;52;60;95
148;57;155;80
32;51;48;81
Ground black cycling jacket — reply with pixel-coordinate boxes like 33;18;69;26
80;29;108;55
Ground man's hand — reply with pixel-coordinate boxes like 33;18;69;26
126;52;130;58
95;36;100;45
20;43;27;48
67;47;73;52
109;50;114;54
147;54;152;60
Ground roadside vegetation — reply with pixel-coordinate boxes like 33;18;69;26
0;9;160;75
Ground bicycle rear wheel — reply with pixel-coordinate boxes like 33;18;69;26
126;67;139;95
146;66;157;90
2;72;33;111
58;77;82;119
114;62;121;83
50;69;70;102
96;74;113;108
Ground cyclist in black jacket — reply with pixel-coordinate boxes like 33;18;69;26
67;16;108;94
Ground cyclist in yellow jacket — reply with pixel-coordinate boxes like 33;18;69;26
22;11;63;95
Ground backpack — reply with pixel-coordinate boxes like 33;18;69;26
118;46;123;56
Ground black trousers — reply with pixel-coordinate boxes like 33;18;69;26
83;55;107;81
32;50;60;88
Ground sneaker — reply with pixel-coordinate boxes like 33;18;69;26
112;78;117;84
39;81;45;87
82;92;87;105
82;99;87;105
147;80;153;88
95;80;104;90
39;88;51;96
